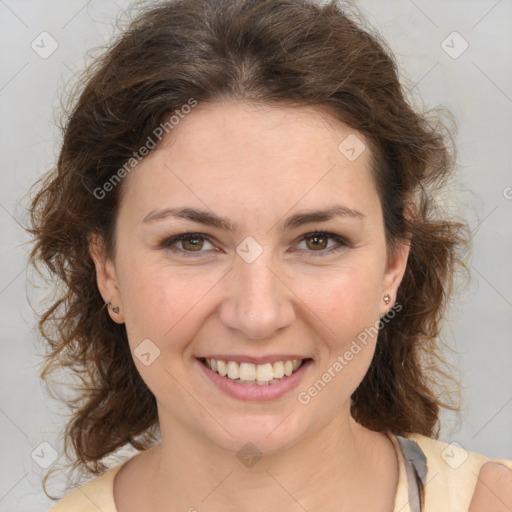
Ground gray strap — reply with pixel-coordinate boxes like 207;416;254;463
396;435;428;512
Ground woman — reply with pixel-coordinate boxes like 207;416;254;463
27;0;512;510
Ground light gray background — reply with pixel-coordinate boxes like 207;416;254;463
1;0;511;510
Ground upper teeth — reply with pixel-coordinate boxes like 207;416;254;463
204;358;303;384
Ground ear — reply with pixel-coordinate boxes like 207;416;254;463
89;233;125;324
380;204;413;314
381;239;410;312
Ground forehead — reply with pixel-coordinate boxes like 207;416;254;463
119;101;380;225
157;100;368;170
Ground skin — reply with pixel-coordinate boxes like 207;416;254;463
469;462;512;511
90;100;511;511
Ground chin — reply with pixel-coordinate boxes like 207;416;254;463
200;412;312;458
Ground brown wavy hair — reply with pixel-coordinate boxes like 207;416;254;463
27;0;470;495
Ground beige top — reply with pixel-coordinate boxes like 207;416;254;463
48;432;512;511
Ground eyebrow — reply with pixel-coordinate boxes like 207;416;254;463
141;205;365;231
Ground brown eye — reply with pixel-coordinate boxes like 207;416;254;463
295;231;350;257
304;234;329;251
180;235;204;251
159;233;215;254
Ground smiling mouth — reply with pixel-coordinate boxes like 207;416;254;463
199;357;308;385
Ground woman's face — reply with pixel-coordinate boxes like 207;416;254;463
92;100;409;454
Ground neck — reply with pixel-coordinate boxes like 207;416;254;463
143;407;393;512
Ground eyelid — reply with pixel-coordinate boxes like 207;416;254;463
293;231;351;257
157;231;217;255
157;230;351;256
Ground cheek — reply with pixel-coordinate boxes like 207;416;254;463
117;256;221;349
299;260;384;329
116;238;385;361
116;261;221;403
296;260;384;382
118;249;384;343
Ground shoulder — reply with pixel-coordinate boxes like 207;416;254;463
405;433;512;511
47;462;127;512
469;461;512;511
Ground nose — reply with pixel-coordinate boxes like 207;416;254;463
218;251;295;340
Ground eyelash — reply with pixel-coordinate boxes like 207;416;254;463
158;230;351;257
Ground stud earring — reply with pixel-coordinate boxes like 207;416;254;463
383;294;391;305
107;301;120;314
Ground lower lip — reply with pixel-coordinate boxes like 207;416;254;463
196;358;312;401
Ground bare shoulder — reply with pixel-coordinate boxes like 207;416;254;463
469;462;512;512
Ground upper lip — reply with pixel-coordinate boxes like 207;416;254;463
198;355;309;364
